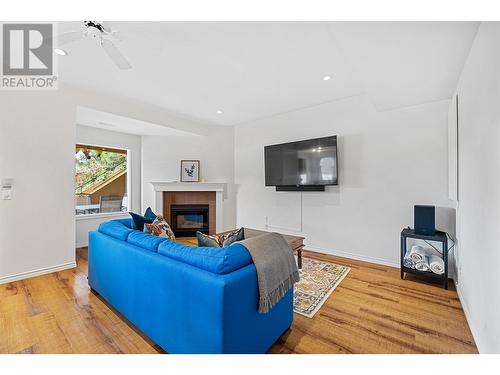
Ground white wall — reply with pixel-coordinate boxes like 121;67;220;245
453;22;500;353
0;90;76;283
142;127;236;231
235;94;455;266
0;83;210;283
75;124;142;248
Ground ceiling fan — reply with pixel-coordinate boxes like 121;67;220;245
55;21;132;70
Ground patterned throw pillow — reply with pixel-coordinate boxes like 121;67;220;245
196;232;223;247
197;228;244;248
221;227;245;247
144;215;176;241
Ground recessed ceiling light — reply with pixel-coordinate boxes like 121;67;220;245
216;110;224;115
54;48;67;56
323;75;332;81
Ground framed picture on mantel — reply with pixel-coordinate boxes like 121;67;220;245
180;160;200;182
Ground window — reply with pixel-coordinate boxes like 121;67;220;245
75;144;128;215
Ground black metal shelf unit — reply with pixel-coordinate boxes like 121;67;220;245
400;228;449;289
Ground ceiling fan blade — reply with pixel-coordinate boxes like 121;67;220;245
101;39;132;70
100;22;113;33
57;30;84;46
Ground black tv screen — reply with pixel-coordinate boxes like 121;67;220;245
265;136;338;187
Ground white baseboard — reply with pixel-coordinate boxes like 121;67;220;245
0;261;77;285
306;244;400;268
76;242;88;249
456;282;482;353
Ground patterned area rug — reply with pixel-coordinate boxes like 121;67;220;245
294;258;351;318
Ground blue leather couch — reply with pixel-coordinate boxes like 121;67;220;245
88;218;293;353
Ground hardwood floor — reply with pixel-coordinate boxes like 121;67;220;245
269;250;477;354
0;245;477;354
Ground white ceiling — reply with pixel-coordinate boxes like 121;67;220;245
57;22;479;127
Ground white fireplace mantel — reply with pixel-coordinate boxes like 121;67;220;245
151;182;228;233
151;181;227;193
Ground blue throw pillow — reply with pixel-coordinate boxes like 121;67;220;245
129;211;154;232
129;207;158;231
144;206;157;220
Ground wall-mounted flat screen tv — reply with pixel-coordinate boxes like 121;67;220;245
264;136;338;191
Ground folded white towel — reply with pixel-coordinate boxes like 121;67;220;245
403;257;415;269
415;256;430;271
429;254;445;275
409;245;427;263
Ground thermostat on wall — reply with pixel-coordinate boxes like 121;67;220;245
1;178;13;200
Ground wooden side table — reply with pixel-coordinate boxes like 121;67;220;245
281;233;305;269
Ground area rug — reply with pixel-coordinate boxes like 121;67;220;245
293;258;350;318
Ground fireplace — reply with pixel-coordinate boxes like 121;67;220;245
162;191;217;235
170;204;209;237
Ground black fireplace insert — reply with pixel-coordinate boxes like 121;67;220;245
170;204;209;237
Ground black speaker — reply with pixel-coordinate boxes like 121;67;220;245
414;205;435;235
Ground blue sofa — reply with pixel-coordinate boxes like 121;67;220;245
88;218;294;354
